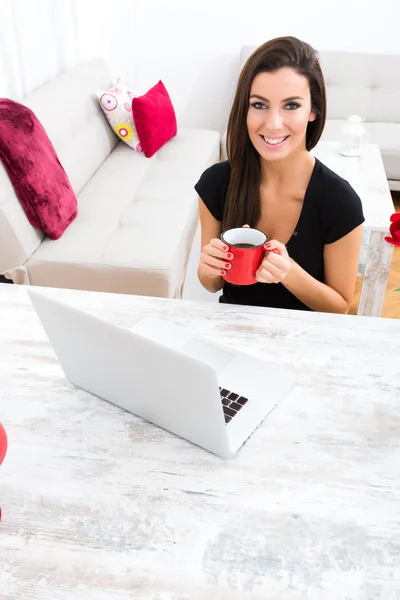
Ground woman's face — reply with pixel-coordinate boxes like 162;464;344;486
246;68;316;162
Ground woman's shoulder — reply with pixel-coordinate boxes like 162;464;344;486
314;158;361;205
312;158;365;243
196;160;231;189
194;161;231;222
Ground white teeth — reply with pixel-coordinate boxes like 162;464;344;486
263;136;286;145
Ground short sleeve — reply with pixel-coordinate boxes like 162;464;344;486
194;161;230;222
323;178;365;244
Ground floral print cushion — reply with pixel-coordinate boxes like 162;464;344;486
97;78;142;152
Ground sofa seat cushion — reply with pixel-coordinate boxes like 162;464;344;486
26;129;220;297
322;120;400;181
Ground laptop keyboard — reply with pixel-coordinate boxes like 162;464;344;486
219;387;249;424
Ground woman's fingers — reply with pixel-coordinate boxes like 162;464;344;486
263;252;287;270
199;238;234;279
256;240;291;283
201;252;231;271
209;238;233;259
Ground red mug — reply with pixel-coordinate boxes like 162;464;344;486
221;227;267;285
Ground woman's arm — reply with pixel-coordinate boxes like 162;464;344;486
284;225;363;313
197;199;226;293
258;225;363;313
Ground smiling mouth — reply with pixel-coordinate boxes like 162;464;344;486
260;135;289;148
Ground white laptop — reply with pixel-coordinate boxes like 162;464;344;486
28;289;296;458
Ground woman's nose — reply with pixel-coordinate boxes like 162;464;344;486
264;110;283;131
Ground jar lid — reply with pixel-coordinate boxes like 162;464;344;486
348;114;363;123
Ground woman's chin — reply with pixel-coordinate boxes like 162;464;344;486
257;145;291;161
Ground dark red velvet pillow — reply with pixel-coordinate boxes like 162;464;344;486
0;99;77;240
131;81;177;158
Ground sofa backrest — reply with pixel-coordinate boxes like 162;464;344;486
240;46;400;124
0;58;117;275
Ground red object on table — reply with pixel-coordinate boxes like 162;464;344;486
0;423;8;522
384;213;400;247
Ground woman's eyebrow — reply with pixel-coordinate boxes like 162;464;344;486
249;94;304;102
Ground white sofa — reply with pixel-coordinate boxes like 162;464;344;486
222;47;400;191
0;59;220;297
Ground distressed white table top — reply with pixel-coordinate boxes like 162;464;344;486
0;284;399;600
313;142;394;232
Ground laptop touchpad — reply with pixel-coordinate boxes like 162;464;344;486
180;339;235;372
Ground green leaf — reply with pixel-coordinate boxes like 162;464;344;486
396;288;400;292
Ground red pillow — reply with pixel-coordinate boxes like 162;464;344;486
0;99;77;240
131;81;177;158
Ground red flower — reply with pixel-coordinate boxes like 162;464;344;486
384;213;400;247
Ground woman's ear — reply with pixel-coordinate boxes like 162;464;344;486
309;110;317;123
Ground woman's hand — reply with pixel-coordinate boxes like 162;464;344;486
256;240;291;284
199;238;233;279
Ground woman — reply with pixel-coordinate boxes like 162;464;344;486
195;36;364;313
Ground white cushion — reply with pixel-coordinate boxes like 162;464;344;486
97;78;142;151
320;52;400;123
26;129;221;298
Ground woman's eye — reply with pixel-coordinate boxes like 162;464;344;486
285;102;300;110
251;102;267;110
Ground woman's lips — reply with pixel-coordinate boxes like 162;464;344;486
259;134;289;149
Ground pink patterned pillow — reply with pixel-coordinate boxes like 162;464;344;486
132;81;177;158
97;79;142;152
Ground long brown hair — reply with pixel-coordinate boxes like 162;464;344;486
223;36;326;231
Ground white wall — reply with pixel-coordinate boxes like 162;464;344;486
1;0;399;133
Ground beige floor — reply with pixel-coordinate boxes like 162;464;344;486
349;192;400;318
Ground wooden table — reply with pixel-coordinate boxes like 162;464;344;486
313;142;395;318
1;284;400;600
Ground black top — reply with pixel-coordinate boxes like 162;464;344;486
195;159;365;311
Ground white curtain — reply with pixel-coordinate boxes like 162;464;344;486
0;0;137;101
